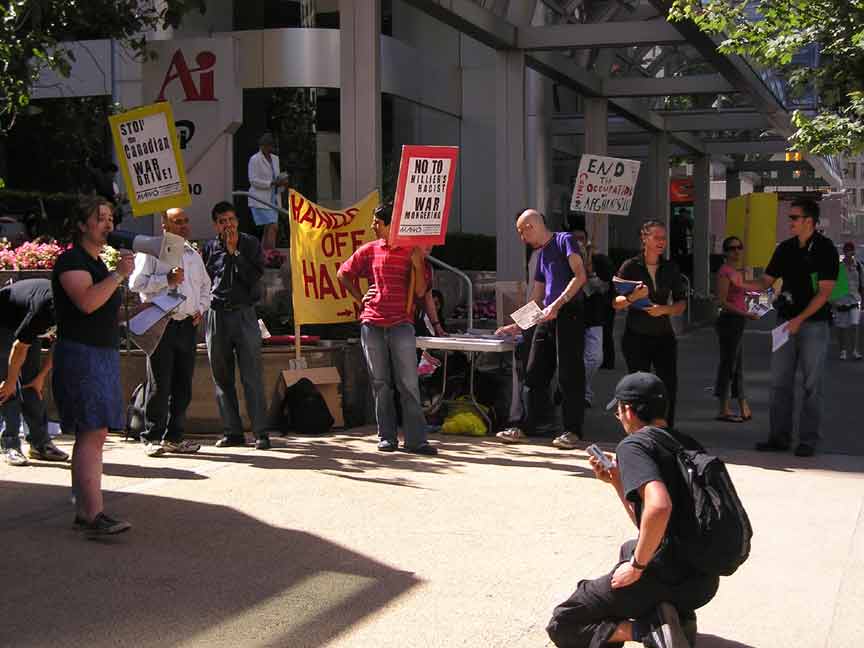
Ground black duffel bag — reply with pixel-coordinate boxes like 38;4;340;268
279;378;334;435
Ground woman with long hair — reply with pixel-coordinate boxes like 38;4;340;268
713;236;756;422
52;197;134;536
614;220;687;426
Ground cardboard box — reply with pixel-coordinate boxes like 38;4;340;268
269;366;344;429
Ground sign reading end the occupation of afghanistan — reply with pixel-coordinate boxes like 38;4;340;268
570;154;641;216
109;102;191;217
389;145;459;248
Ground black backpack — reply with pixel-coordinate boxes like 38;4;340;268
125;382;147;441
279;378;334;435
650;427;753;576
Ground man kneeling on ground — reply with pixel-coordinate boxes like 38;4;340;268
546;373;718;648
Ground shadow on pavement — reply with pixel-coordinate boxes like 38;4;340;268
24;458;210;480
696;634;757;647
0;481;418;648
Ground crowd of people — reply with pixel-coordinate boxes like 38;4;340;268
0;180;847;646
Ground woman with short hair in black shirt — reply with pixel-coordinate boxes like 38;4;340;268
52;197;134;536
613;221;687;426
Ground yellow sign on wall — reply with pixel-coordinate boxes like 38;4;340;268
109;102;191;216
725;193;778;268
289;190;378;324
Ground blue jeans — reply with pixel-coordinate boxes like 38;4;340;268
770;319;829;447
0;328;50;450
205;307;268;438
361;322;428;449
584;326;604;405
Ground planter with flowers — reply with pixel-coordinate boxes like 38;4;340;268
0;238;66;283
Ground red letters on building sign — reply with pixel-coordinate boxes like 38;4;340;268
157;50;217;102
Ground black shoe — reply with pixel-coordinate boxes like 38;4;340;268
377;439;398;452
755;439;789;452
406;443;438;456
644;602;689;648
215;435;246;448
584;399;592;409
794;443;815;457
255;437;271;450
83;512;131;538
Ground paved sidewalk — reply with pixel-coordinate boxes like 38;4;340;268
2;319;862;647
1;429;862;647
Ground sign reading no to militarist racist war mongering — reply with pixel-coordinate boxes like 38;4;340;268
389;145;459;248
570;154;641;217
109;102;191;217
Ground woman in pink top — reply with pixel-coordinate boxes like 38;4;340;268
714;236;758;422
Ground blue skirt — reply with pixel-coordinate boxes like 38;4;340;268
53;340;125;434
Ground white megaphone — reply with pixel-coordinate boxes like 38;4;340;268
106;231;185;268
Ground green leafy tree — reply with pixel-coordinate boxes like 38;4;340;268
668;0;864;155
0;0;205;135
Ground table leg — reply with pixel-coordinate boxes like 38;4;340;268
468;351;492;433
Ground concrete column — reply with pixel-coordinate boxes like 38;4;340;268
726;170;741;199
495;50;527;282
693;155;711;296
340;0;382;203
648;132;670;255
583;97;609;253
526;2;553;224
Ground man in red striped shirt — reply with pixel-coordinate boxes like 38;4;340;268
338;203;438;455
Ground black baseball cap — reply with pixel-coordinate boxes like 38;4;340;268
606;372;668;411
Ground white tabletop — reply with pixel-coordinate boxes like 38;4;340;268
415;335;516;353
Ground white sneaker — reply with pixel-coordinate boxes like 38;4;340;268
854;352;863;361
144;442;165;457
495;427;527;444
552;432;582;450
2;448;30;466
840;350;848;361
161;439;201;454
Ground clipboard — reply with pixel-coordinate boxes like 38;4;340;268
127;292;186;355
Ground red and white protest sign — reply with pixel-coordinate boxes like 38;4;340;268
388;145;459;247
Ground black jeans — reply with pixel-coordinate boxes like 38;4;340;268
143;318;197;444
621;330;678;426
546;540;719;648
0;327;50;450
205;307;268;438
524;301;585;436
714;314;747;401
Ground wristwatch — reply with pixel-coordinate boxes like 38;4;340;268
232;249;240;257
630;555;648;570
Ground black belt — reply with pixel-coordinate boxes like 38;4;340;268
214;302;249;312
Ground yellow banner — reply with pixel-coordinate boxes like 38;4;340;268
289;189;378;324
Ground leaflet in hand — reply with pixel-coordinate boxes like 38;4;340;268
510;301;544;330
748;302;773;319
612;277;652;310
771;323;790;352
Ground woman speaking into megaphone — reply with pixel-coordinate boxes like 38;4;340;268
51;196;134;537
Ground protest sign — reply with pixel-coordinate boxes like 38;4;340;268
570;154;640;216
289;189;378;324
389;145;459;247
109;102;191;217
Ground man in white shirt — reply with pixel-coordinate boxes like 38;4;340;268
129;208;212;456
248;132;289;251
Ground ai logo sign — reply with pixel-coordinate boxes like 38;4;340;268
156;50;217;102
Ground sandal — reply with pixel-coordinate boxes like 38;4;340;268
715;414;744;423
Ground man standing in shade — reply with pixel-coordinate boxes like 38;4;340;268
337;202;437;455
495;209;588;449
0;279;68;465
748;198;838;457
203;201;271;450
130;207;211;457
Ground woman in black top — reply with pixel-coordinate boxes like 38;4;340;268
52;197;134;536
613;221;687;426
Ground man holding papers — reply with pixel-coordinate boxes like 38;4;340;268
130;208;211;456
745;199;838;457
495;209;587;449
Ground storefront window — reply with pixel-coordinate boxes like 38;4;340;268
234;0;339;30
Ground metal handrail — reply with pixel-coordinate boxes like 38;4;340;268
681;273;692;327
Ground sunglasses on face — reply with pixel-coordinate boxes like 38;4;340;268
725;244;743;251
788;214;804;221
